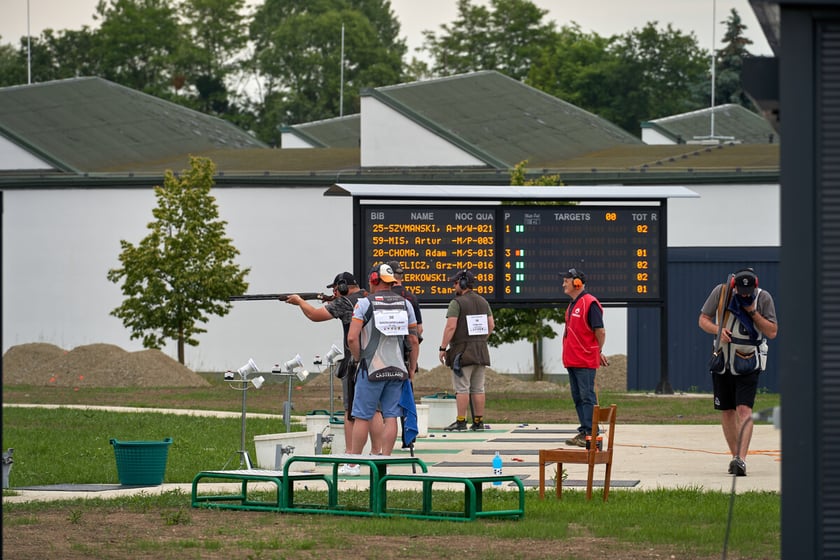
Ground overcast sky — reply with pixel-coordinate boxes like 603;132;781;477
1;0;772;58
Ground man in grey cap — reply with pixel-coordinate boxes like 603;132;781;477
286;273;382;474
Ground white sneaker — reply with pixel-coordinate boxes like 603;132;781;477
338;464;360;476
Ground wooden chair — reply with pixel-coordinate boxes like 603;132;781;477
538;404;617;501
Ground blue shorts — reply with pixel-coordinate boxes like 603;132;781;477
351;367;404;420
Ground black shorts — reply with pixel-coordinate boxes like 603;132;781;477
712;371;760;410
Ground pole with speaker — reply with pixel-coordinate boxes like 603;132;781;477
223;358;264;470
273;354;309;433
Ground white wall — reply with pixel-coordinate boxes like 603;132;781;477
640;128;674;145
6;187;620;375
360;97;486;167
0;137;53;170
667;183;779;247
279;133;315;149
3;182;773;375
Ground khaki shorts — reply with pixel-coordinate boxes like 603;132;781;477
452;364;486;394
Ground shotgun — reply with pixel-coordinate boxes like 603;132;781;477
229;292;336;302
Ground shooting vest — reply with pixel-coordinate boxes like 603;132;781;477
719;288;768;375
359;292;410;381
448;291;492;367
563;292;603;369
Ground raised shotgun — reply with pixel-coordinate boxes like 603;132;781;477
228;292;336;302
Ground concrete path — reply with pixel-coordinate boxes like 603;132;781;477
2;408;780;503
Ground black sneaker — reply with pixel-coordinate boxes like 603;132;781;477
470;421;485;431
444;419;468;432
565;432;587;447
731;457;747;476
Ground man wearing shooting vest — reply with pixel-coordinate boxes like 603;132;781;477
561;268;609;447
347;263;419;456
438;269;494;432
699;267;778;477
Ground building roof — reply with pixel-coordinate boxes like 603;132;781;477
363;70;643;168
641;103;779;145
0;76;778;188
0;77;267;172
282;114;360;148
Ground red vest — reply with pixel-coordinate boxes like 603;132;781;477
562;293;602;369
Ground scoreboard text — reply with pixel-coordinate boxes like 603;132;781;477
361;205;662;304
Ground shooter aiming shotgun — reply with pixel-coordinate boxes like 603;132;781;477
229;293;336;302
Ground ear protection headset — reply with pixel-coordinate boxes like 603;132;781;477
369;264;381;287
568;268;583;289
336;278;349;296
457;271;469;290
731;268;759;290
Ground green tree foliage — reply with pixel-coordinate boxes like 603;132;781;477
488;162;566;380
0;41;26;85
175;0;248;114
107;156;249;364
529;22;708;135
714;8;755;109
92;0;182;96
247;0;406;144
420;0;556;81
0;28;99;85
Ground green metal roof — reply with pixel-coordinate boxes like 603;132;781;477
363;70;643;169
0;77;267;173
284;114;361;148
0;75;779;188
640;104;779;144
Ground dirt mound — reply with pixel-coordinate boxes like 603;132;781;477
2;342;210;388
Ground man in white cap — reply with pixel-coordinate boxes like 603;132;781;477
347;263;419;456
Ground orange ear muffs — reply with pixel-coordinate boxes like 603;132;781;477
573;277;583;289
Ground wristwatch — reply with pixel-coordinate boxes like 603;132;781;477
439;347;447;351
748;309;757;316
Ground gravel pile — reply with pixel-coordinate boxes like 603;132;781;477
2;342;210;388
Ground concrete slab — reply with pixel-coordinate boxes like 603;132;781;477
2;421;780;503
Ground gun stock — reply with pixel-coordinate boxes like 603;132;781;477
229;292;335;302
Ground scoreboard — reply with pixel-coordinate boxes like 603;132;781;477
360;204;663;305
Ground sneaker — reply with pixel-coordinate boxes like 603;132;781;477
730;457;747;477
338;464;360;476
565;432;587;447
444;419;468;432
470;421;485;431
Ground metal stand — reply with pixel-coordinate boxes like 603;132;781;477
283;373;294;433
329;361;336;419
223;377;254;469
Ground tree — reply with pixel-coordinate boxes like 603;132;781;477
420;0;556;81
92;0;182;96
247;0;406;144
107;156;249;364
487;162;567;380
529;22;708;135
714;8;755;109
175;0;248;114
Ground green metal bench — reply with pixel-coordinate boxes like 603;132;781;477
376;471;526;521
281;454;428;516
191;469;333;512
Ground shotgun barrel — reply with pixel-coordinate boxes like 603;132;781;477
228;292;335;302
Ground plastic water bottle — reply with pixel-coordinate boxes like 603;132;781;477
492;451;503;485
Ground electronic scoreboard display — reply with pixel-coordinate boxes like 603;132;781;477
360;204;663;305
